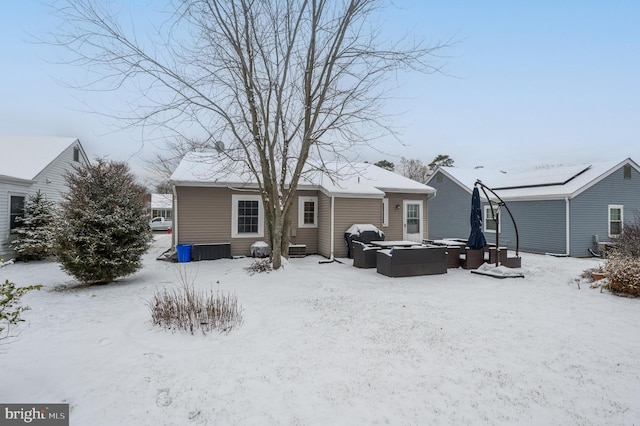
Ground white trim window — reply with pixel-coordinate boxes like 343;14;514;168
382;198;389;227
298;196;318;228
232;194;264;238
608;205;623;237
483;205;500;233
9;194;26;232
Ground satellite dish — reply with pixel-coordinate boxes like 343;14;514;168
214;140;225;152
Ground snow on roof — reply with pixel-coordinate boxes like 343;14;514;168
436;158;637;200
0;134;79;181
170;152;256;186
151;194;173;209
171;152;436;197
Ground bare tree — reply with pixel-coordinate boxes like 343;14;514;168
51;0;450;268
146;136;213;193
399;157;430;183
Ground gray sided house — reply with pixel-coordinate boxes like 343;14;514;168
0;135;90;259
170;153;436;258
426;158;640;257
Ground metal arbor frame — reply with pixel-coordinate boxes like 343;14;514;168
474;180;520;265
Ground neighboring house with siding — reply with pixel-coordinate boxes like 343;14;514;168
170;153;436;258
0;135;90;259
426;158;640;257
150;194;173;219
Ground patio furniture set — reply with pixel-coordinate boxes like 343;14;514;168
351;238;521;277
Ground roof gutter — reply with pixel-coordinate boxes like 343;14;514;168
330;195;335;258
0;175;35;185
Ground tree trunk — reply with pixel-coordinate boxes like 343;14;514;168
279;215;291;265
270;209;284;269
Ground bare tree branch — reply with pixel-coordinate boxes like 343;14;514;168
49;0;452;268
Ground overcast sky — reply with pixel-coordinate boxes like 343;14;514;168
1;1;638;183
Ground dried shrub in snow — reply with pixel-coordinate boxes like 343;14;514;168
148;269;243;334
244;258;273;275
609;212;640;259
1;279;42;341
603;254;640;297
581;265;605;281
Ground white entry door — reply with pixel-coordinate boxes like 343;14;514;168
403;200;423;242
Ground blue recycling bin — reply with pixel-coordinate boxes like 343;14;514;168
176;244;192;263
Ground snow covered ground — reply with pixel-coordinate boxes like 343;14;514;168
1;234;639;425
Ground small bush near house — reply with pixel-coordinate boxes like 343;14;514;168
244;258;273;275
603;254;640;297
1;279;42;341
599;213;640;296
10;191;57;261
148;270;243;334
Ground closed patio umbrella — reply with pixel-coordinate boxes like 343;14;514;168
467;186;487;250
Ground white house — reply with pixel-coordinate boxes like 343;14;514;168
0;135;90;259
151;193;173;219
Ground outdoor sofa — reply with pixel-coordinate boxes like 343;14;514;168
376;245;447;277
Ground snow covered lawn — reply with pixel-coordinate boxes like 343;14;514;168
1;235;639;425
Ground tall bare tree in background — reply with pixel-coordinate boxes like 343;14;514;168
398;154;454;183
399;157;430;183
51;0;450;268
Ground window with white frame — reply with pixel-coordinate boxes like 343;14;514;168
298;196;318;228
232;194;264;238
609;205;623;237
382;198;389;227
9;195;25;231
483;205;500;233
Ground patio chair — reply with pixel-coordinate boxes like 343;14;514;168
461;247;485;269
352;241;381;268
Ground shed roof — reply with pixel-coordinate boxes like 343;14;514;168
431;158;639;201
0;135;80;181
171;152;435;197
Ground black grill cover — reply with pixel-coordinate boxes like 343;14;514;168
344;224;385;258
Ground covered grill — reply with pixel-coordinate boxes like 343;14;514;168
344;224;385;258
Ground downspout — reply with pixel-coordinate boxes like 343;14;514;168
172;185;178;250
330;195;335;258
565;197;570;256
426;190;436;240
